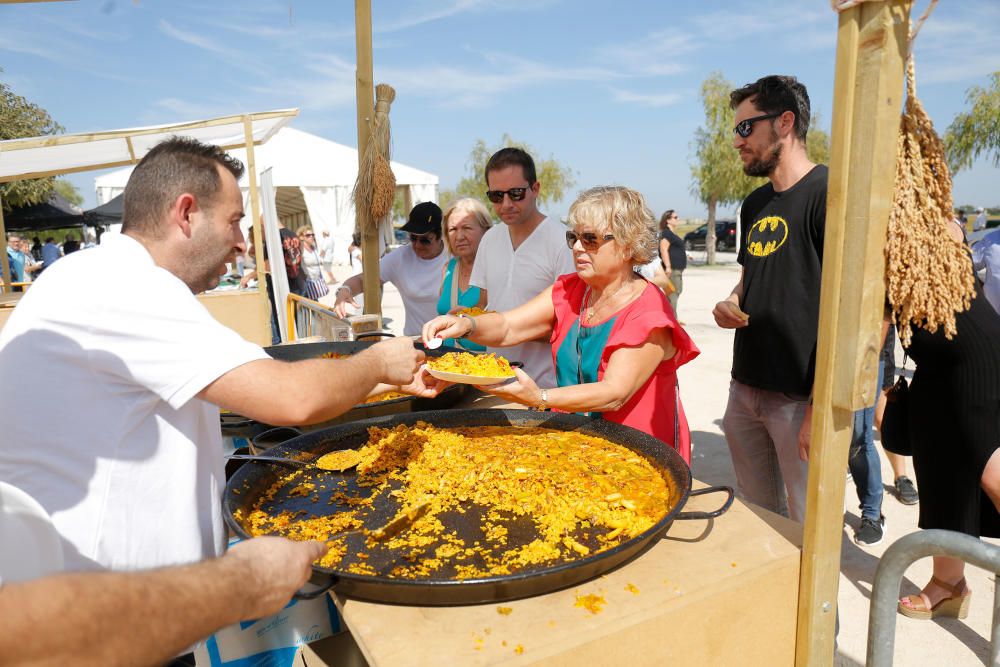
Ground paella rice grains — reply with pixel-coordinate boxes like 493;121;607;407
427;352;514;378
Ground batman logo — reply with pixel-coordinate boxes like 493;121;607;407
746;215;789;257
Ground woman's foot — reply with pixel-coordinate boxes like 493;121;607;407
898;576;971;619
894;476;919;505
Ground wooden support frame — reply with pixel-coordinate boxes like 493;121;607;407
355;0;382;320
243;116;270;335
795;1;910;663
0;194;10;294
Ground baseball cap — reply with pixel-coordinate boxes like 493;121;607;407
400;201;442;234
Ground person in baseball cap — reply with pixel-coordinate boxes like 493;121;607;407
333;201;448;335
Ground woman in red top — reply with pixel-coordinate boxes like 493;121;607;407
423;186;698;461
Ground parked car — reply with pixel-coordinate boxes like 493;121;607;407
683;220;738;252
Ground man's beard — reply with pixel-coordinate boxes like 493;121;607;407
743;139;782;177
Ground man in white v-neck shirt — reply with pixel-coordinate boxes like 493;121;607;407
470;148;574;388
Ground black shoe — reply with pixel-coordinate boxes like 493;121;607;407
894;476;919;505
854;515;885;546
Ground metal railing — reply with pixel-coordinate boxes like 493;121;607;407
284;293;352;342
868;529;1000;666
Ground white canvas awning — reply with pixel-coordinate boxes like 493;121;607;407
0;109;297;183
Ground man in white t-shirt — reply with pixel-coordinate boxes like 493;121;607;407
333;202;449;335
0;137;429;575
469;148;574;388
974;207;989;233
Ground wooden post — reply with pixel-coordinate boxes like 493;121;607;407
0;194;10;294
795;2;909;664
355;0;381;319
243;116;269;334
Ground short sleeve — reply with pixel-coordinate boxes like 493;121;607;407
379;247;402;284
603;286;699;373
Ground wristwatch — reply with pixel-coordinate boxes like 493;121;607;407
537;388;549;411
457;313;477;334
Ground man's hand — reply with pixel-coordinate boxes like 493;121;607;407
362;337;425;386
798;404;813;461
713;298;750;329
333;287;359;318
225;537;328;619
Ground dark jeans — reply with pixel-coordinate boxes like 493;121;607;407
848;361;885;521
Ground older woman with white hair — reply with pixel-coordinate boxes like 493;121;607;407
423;186;699;461
437;197;492;350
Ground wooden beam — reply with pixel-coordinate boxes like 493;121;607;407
243;116;270;341
355;0;381;320
795;1;909;664
0;194;10;295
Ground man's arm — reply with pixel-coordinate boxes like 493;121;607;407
0;537;327;667
199;337;424;426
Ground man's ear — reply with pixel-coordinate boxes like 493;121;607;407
170;193;197;238
531;180;541;195
778;110;796;138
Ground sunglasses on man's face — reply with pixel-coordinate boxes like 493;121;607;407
409;233;437;246
566;230;614;251
485;187;528;204
733;112;782;138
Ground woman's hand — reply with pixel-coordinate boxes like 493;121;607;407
400;366;452;398
479;368;542;408
333;286;358;318
422;315;470;343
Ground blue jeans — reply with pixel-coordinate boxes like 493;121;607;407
848;362;884;521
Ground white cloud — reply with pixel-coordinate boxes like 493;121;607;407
158;19;237;57
611;88;682;108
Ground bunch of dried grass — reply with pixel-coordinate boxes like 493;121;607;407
886;57;973;346
353;83;397;229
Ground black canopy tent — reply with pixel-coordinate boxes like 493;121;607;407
3;192;94;232
83;193;122;226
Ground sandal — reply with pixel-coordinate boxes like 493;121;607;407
898;576;971;620
894;476;919;505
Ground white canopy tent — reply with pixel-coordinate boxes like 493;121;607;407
94;127;439;264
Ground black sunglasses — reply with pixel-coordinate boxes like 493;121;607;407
733;112;782;138
566;230;614;251
409;233;437;246
485;187;528;204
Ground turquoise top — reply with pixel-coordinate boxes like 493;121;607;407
555;313;617;417
437;257;485;352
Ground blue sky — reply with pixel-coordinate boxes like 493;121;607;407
2;0;998;221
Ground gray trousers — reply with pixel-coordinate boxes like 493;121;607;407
667;271;683;315
722;379;810;522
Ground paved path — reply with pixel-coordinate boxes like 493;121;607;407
367;251;996;665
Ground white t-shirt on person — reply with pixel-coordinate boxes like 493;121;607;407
470;216;575;388
379;244;449;335
0;233;269;573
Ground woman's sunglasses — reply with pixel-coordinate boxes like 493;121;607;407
566;230;614;251
733;112;782;138
485;187;528;204
409;233;437;246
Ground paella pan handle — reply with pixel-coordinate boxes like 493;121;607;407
293;574;338;600
251;426;303;453
355;331;394;340
675;486;735;521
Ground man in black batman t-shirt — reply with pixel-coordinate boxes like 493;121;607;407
712;75;825;524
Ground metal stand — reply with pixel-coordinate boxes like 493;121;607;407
868;529;1000;666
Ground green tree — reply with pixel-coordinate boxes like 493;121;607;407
944;72;1000;174
440;135;576;216
53;179;83;207
0;72;64;210
689;72;829;265
690;72;762;265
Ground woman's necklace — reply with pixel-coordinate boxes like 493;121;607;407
584;277;634;324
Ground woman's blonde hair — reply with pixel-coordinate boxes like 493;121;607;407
567;186;657;264
296;225;313;238
441;197;493;255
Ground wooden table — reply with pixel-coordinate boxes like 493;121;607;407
332;486;801;666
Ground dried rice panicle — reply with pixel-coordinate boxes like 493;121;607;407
886;57;974;346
